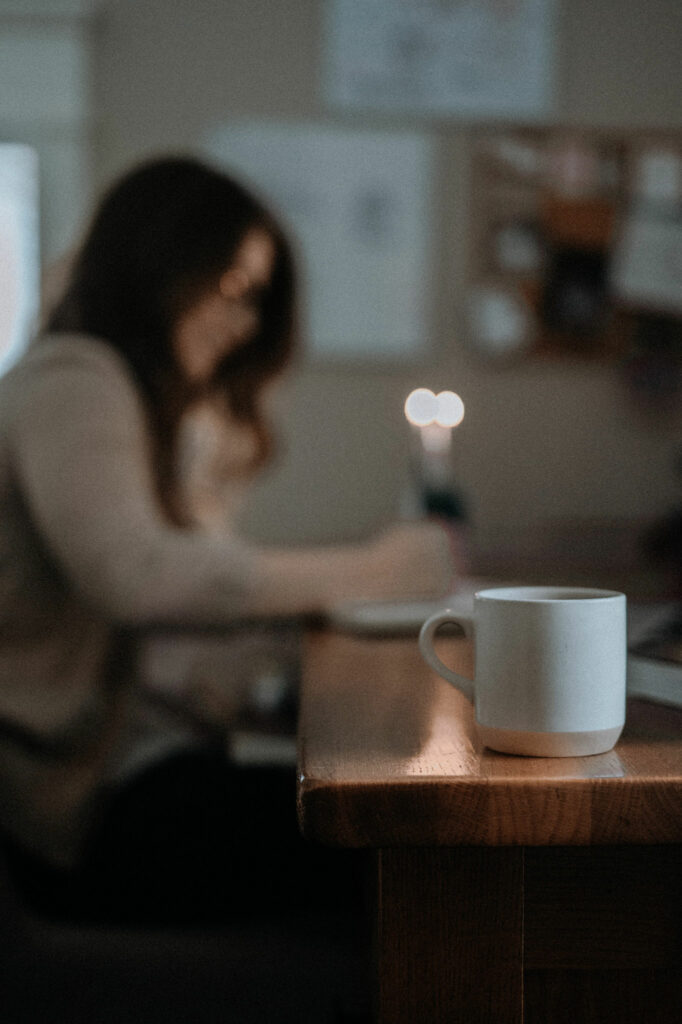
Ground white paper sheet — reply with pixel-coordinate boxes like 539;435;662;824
325;0;556;120
611;212;682;316
205;122;432;359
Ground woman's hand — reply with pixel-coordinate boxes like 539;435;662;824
359;519;466;603
247;518;469;618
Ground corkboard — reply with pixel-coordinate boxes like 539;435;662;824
466;129;681;366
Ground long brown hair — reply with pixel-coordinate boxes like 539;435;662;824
46;154;297;522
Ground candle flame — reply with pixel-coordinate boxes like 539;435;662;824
405;388;464;428
404;388;438;426
435;390;465;428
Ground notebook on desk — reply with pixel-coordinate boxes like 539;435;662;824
627;601;682;710
327;577;491;636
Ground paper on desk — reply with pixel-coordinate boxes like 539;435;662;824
328;577;493;635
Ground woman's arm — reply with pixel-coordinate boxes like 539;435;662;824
247;520;456;616
12;340;455;626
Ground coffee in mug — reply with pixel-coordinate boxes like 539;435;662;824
419;586;627;757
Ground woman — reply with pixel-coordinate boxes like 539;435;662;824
0;155;458;925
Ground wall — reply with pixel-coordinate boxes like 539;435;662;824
87;1;682;563
0;0;96;263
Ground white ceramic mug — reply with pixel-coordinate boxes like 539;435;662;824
419;586;627;757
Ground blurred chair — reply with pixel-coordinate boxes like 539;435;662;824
0;626;369;1022
0;832;367;1024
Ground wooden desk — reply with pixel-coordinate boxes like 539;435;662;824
297;632;682;1024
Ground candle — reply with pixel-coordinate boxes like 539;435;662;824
404;388;466;520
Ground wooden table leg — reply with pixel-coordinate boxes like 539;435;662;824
524;845;682;1024
375;847;524;1024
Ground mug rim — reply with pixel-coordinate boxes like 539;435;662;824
475;586;625;603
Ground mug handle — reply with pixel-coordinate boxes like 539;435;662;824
418;610;474;701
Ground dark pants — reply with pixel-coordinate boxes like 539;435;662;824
8;750;368;930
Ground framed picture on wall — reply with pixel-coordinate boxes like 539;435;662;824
324;0;557;121
205;122;434;362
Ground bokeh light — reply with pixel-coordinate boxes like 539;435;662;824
404;388;438;426
405;388;464;427
435;390;465;427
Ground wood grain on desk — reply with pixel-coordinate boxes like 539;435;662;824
298;632;682;848
297;631;682;1023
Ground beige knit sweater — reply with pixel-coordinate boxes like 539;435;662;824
0;332;453;865
0;333;374;865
